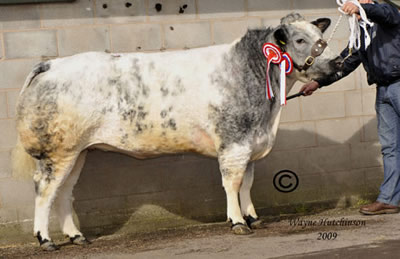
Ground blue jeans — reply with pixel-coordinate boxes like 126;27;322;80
376;81;400;206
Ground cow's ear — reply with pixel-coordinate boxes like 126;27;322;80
274;26;288;49
311;18;331;33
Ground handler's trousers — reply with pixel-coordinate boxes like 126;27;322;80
376;81;400;206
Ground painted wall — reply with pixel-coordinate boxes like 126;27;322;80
0;0;382;244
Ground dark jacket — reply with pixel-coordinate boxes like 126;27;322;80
317;2;400;87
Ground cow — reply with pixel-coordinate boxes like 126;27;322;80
12;13;342;251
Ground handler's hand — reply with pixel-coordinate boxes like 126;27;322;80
300;81;320;96
342;2;359;16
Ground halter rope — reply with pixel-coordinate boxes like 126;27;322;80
336;0;374;52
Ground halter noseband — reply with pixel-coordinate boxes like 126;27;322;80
293;39;328;72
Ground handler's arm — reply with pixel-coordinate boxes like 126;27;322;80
361;3;400;26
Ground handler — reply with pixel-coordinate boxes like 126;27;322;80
300;0;400;215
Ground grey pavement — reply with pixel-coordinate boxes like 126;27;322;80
2;208;400;258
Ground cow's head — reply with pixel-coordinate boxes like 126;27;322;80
273;13;343;82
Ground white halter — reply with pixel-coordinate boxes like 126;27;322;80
336;0;374;51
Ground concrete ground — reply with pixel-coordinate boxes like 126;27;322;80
1;208;400;259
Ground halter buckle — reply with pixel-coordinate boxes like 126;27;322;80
305;56;315;66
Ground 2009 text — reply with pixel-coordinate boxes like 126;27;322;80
317;232;337;240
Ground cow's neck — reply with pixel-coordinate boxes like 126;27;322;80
232;29;298;118
232;29;297;103
229;30;298;159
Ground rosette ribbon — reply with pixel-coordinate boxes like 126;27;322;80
262;43;293;106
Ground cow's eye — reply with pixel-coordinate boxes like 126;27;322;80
296;39;306;44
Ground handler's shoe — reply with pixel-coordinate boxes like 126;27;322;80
359;201;399;215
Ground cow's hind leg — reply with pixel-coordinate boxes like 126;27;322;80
55;150;90;245
240;162;263;229
33;154;79;251
219;148;252;235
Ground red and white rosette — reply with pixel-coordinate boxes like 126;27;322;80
262;43;293;106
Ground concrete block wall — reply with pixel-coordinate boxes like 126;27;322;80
0;0;383;244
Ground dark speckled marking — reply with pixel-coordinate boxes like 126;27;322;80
137;111;147;120
108;78;118;85
137;105;148;120
121;133;129;144
34;180;39;194
109;66;146;125
17;80;61;157
161;118;177;131
131;59;150;98
60;81;72;93
160;110;167;118
160;84;169;97
113;78;150;134
121;109;136;122
134;122;148;134
33;159;55;195
169;119;177;130
171;78;186;96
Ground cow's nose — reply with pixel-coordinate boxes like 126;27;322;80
330;56;344;71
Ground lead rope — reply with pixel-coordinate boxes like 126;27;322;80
327;14;343;44
326;13;356;62
336;0;374;53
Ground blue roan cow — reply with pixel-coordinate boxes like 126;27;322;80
13;13;342;251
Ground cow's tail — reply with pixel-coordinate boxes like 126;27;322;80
20;61;51;95
11;136;36;179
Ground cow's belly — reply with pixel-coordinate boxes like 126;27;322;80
89;119;219;159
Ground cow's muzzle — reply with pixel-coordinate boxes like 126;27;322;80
330;56;344;71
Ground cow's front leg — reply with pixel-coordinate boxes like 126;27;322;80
218;149;252;235
240;162;263;229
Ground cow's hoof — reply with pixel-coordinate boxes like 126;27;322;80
70;235;91;245
231;223;253;235
250;219;264;229
245;215;264;229
40;240;59;251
